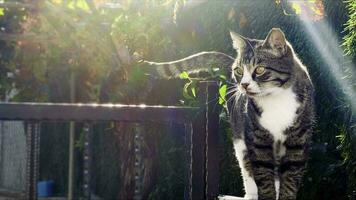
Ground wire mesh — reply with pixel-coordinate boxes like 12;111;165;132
0;121;27;198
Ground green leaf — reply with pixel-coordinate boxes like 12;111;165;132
67;1;75;9
219;84;227;98
183;81;194;100
0;8;4;17
179;71;189;79
219;74;227;80
76;0;90;11
219;84;227;105
219;97;224;105
291;3;302;15
191;82;196;97
212;67;219;72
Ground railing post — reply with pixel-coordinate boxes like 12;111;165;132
83;122;93;200
189;81;220;200
133;124;144;200
191;99;206;200
203;81;220;200
184;123;193;200
26;122;40;200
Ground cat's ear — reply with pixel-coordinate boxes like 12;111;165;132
230;31;247;51
263;28;287;56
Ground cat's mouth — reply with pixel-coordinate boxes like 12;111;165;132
238;86;260;97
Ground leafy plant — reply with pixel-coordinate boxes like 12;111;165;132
343;0;356;56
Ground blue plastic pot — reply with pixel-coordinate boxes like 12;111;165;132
37;180;54;197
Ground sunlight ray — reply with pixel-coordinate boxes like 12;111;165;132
290;0;356;113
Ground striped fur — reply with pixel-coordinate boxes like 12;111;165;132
142;51;235;79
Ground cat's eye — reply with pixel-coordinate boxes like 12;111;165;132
255;66;265;75
235;67;243;76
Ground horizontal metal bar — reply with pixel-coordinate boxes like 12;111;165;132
0;188;25;199
0;102;200;123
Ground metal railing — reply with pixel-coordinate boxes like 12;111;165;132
0;81;221;200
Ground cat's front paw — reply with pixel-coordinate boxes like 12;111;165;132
218;195;246;200
244;194;258;200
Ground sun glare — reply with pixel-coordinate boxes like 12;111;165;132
288;0;356;113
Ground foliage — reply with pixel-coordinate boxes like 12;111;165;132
278;0;325;21
148;128;185;200
340;0;356;198
179;69;227;107
343;0;356;56
337;124;356;199
0;0;29;100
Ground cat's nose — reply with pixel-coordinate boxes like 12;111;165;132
241;82;250;89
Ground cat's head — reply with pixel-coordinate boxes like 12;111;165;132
230;28;294;98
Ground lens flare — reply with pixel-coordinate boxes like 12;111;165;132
289;1;356;113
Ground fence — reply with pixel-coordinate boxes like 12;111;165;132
0;81;221;200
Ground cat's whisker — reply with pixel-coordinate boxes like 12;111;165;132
226;88;239;98
224;90;236;103
232;92;241;114
226;89;238;97
231;95;238;117
197;84;238;108
225;80;237;84
226;86;238;91
226;85;237;89
226;86;238;92
226;92;236;102
226;92;239;104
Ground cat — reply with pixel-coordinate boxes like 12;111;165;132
140;28;314;200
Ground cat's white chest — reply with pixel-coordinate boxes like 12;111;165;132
255;88;300;156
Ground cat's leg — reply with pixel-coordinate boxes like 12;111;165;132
233;139;258;200
218;195;247;200
278;131;311;200
249;131;276;200
278;149;306;200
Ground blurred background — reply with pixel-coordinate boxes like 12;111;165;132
0;0;355;199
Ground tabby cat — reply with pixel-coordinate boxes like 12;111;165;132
141;28;314;200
